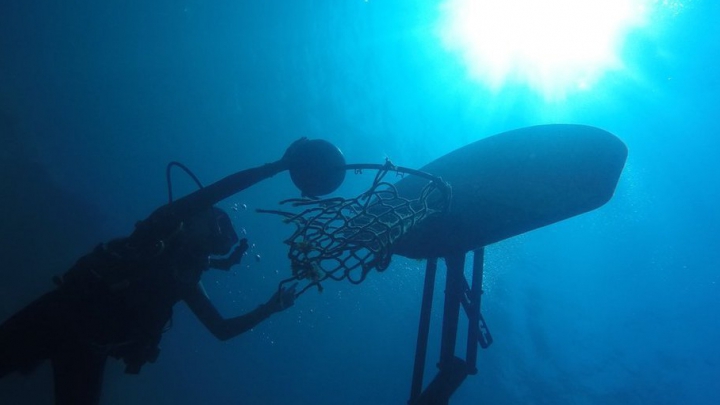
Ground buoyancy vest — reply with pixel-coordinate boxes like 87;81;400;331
56;230;209;373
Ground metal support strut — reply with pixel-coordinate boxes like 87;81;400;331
408;248;493;405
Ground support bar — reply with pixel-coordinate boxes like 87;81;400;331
409;356;470;405
465;248;484;374
409;258;438;403
439;253;466;368
408;250;493;405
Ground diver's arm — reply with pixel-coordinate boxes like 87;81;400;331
137;162;285;242
134;138;308;242
184;282;296;341
168;160;286;223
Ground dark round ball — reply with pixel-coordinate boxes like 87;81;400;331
289;139;346;197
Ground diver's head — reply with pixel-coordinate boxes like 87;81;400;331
182;206;239;255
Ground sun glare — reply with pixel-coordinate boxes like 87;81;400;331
437;0;657;100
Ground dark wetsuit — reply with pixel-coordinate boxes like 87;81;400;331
0;159;290;405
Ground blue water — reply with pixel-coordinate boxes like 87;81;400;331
1;1;718;404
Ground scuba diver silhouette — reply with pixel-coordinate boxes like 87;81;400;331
0;138;328;405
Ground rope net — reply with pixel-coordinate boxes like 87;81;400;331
259;163;451;295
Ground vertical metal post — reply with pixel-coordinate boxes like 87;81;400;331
409;258;438;403
409;251;489;405
465;247;484;373
439;253;465;369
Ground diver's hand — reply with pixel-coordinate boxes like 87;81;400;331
279;137;309;170
264;283;298;314
228;238;249;265
211;238;249;271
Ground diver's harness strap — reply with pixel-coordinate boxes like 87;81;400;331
52;225;183;374
111;334;162;374
54;218;182;291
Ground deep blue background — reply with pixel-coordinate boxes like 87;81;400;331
1;0;718;404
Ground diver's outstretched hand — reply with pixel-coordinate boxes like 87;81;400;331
265;283;298;314
229;238;249;264
210;238;249;271
279;137;309;170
